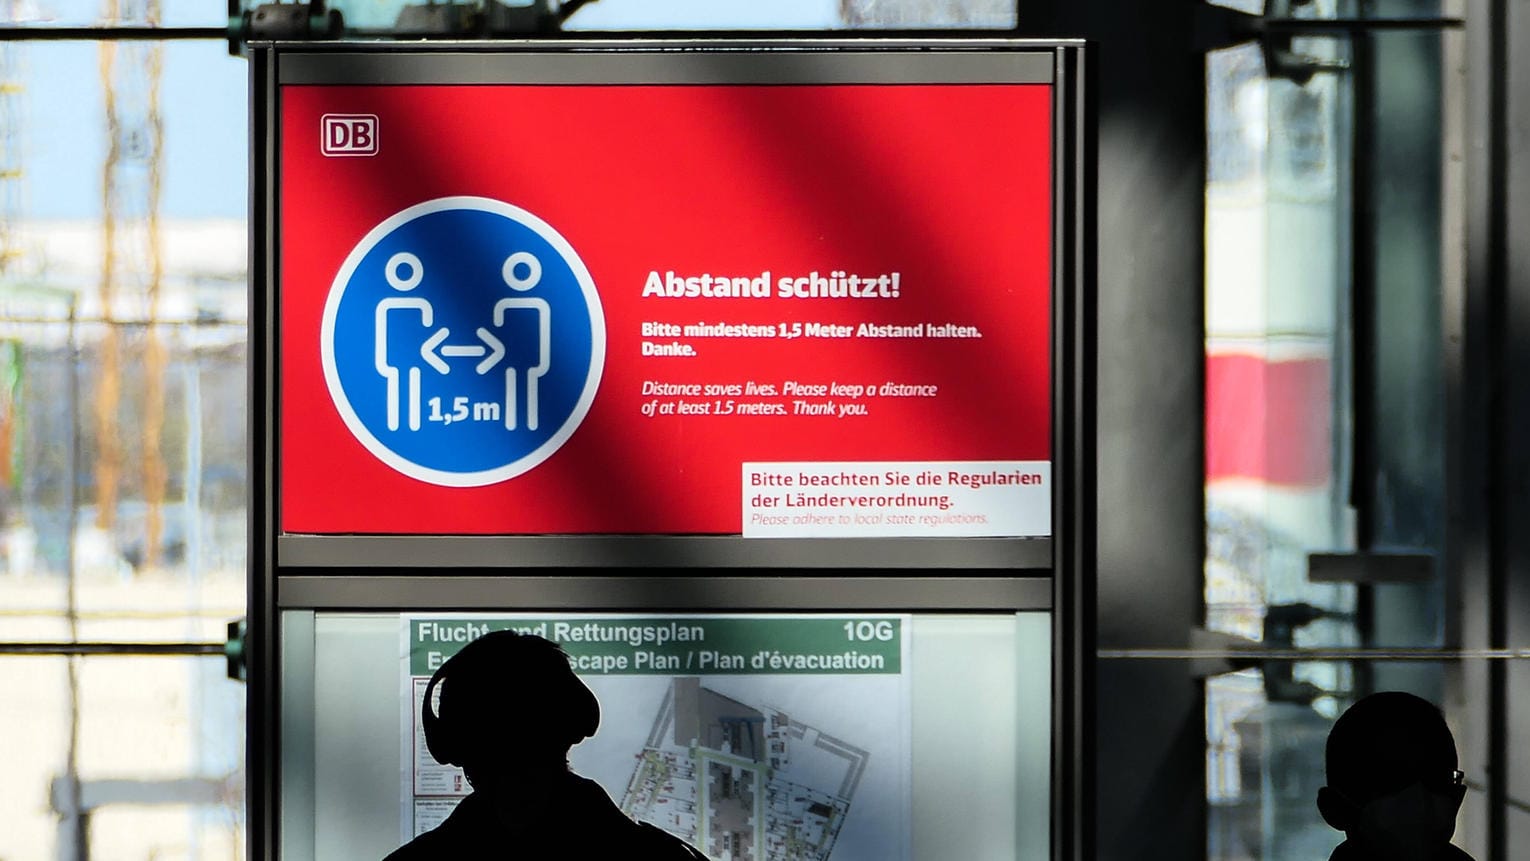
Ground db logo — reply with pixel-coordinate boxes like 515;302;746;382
321;114;378;156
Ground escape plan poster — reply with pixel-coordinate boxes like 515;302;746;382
280;83;1053;537
401;614;911;861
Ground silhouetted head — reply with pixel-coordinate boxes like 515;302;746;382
1316;692;1465;860
421;631;600;785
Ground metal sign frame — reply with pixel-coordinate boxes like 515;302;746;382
247;38;1092;861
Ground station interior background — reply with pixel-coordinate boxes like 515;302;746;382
2;0;1527;859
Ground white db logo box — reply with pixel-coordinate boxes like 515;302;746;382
321;114;378;156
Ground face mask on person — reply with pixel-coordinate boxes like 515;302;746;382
1320;772;1466;861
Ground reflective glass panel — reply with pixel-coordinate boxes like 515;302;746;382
0;38;246;636
0;34;249;861
1205;14;1452;651
0;0;226;28
1205;659;1490;861
238;0;1018;34
0;655;245;859
1204;9;1467;861
280;610;1051;861
1205;34;1358;647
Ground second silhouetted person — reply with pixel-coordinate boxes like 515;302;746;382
1316;691;1475;861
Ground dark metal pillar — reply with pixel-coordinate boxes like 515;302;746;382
1040;3;1209;859
1461;0;1530;858
1478;2;1530;855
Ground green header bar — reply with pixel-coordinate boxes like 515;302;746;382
408;616;903;676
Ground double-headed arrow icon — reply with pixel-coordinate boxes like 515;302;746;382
421;327;505;375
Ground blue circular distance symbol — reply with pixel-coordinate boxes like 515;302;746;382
321;197;605;487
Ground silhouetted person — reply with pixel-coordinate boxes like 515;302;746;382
1316;691;1475;861
385;631;706;860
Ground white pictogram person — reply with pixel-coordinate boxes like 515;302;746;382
374;251;433;431
490;251;551;431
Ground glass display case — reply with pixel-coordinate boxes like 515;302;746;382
277;611;1051;860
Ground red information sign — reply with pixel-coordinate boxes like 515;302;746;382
279;82;1053;535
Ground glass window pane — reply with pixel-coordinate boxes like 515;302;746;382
1214;0;1455;20
1205;38;1359;647
2;0;228;28
0;39;246;640
1206;21;1453;656
1352;26;1448;646
1207;0;1264;13
562;0;839;30
1205;658;1490;861
1203;14;1465;852
302;0;1020;31
272;0;1022;33
0;33;248;860
832;0;1016;29
0;656;70;860
0;655;245;860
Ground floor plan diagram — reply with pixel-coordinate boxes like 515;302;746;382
619;677;870;861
